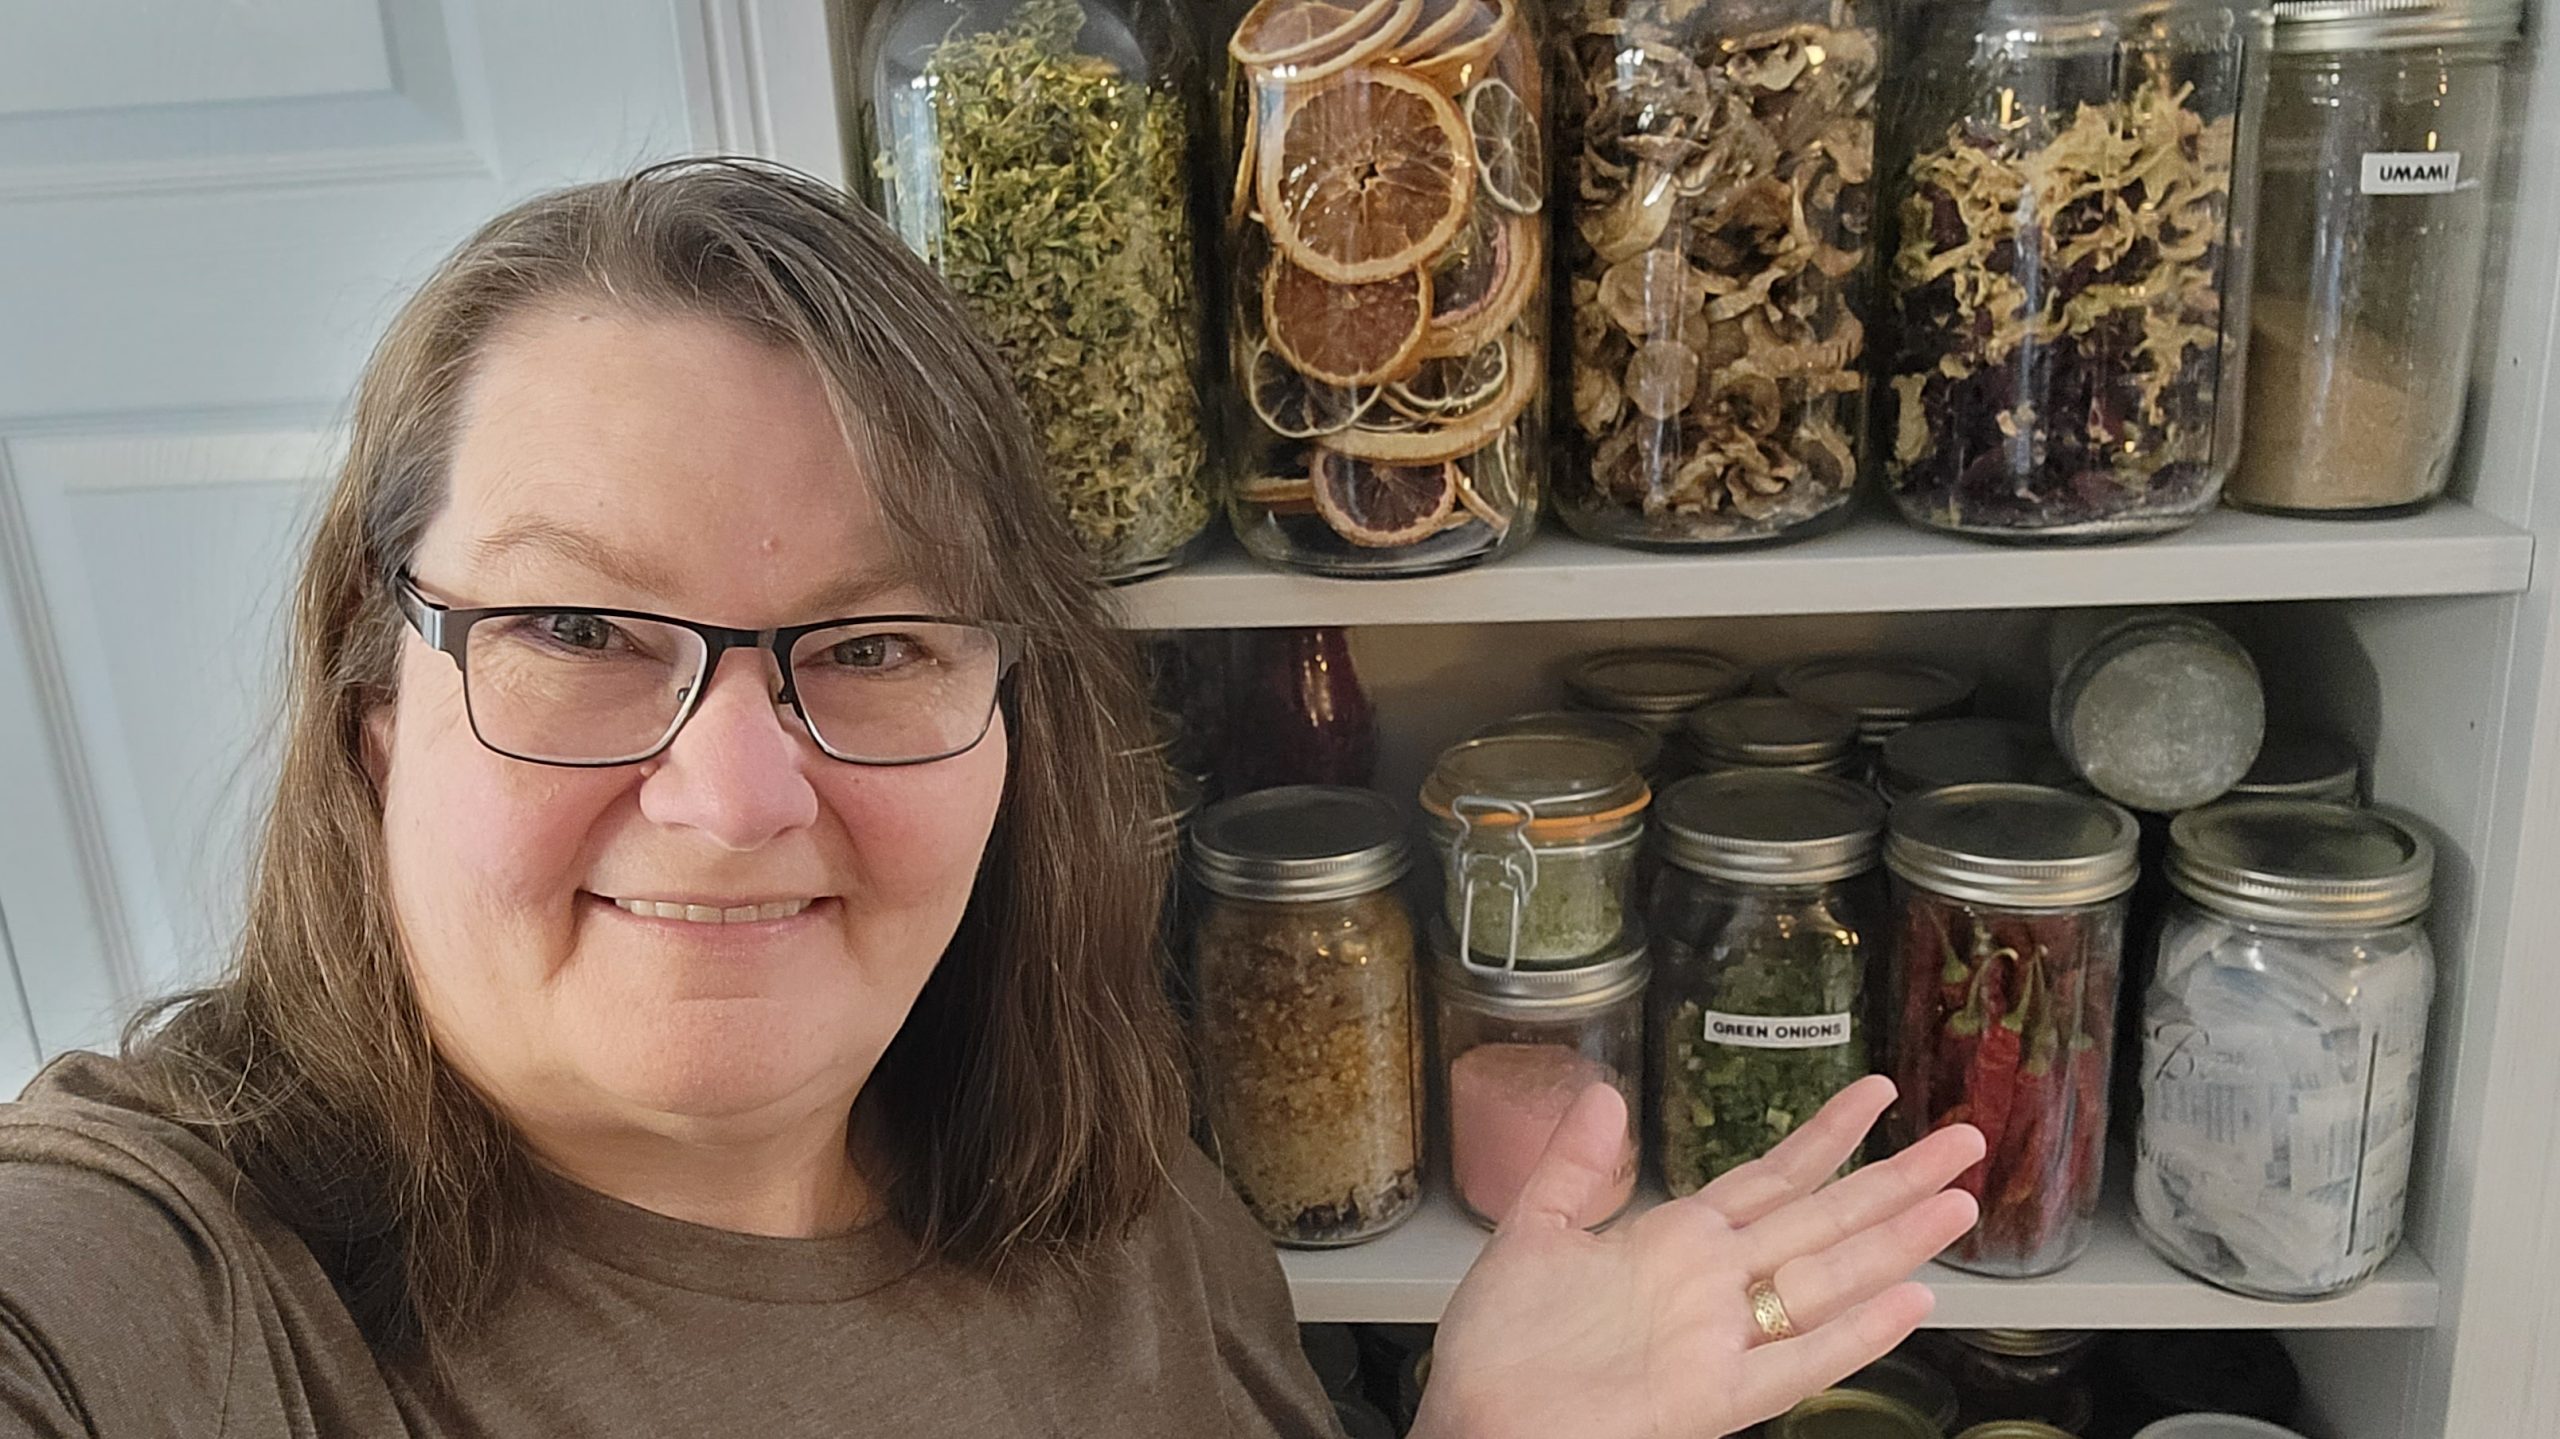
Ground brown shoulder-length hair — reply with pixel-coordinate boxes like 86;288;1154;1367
116;157;1187;1359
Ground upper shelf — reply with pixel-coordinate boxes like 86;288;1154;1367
1109;501;2534;629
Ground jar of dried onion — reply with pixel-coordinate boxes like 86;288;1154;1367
1218;0;1549;575
1555;0;1882;548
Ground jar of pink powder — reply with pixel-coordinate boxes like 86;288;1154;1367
1432;929;1647;1231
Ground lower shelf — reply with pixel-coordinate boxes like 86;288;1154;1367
1279;1185;2440;1330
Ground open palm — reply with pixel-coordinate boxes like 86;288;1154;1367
1414;1076;1984;1439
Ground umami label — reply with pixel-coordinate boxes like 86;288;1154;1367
2361;151;2462;195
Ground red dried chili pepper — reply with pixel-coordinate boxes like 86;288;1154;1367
1953;929;2025;1197
2068;1030;2111;1201
1986;946;2064;1254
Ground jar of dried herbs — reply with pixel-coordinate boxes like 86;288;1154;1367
1555;0;1881;548
858;0;1215;581
1651;771;1886;1195
1883;783;2140;1277
1422;734;1651;964
1189;785;1424;1246
1218;0;1549;576
1879;0;2273;541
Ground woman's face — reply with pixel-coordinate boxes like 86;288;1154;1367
371;306;1007;1144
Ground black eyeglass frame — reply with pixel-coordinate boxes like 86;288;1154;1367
391;569;1024;769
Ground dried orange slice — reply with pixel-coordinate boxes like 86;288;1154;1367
1311;451;1458;546
1462;77;1542;215
1406;0;1512;92
1263;255;1431;387
1252;0;1424;87
1385;0;1476;61
1416;211;1538;360
1323;334;1540;464
1245;339;1381;437
1230;0;1402;66
1260;68;1476;285
1385;336;1508;417
1239;471;1320;515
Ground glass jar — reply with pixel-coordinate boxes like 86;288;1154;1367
1219;626;1379;794
1777;655;1977;750
1878;719;2075;808
1553;0;1880;548
2135;800;2435;1299
859;0;1215;580
2048;612;2267;813
1471;708;1669;784
1435;930;1647;1229
1773;1389;1945;1439
1189;786;1424;1245
1880;0;2271;540
1422;734;1652;964
1679;697;1864;780
2226;730;2362;805
1563;645;1752;737
1651;772;1885;1195
1884;784;2140;1277
1934;1330;2100;1434
2227;0;2521;514
1218;0;1548;575
1847;1348;1965;1436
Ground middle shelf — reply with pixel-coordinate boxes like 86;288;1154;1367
1279;1185;2442;1330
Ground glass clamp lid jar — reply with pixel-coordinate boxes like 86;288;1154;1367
1562;646;1751;735
1679;696;1863;778
1880;0;2272;541
1878;718;2075;807
1777;655;1977;748
2228;0;2523;515
1187;785;1424;1246
1218;0;1550;576
1650;771;1886;1196
1470;708;1667;783
2049;611;2267;813
1422;734;1651;964
1434;927;1647;1230
1884;783;2141;1277
857;0;1215;581
2135;799;2435;1298
1553;0;1881;549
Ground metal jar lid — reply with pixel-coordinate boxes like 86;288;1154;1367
1954;1328;2099;1359
1887;783;2141;908
1774;1388;1943;1439
2229;731;2363;805
1683;696;1862;770
2271;0;2521;50
1657;771;1886;885
1955;1424;2080;1439
1777;656;1976;744
1188;785;1411;903
1430;924;1650;1011
1878;718;2076;806
2168;799;2433;927
1420;734;1651;843
2052;613;2265;814
1471;708;1666;779
1562;647;1749;726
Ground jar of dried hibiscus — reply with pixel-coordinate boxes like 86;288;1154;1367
1882;783;2140;1277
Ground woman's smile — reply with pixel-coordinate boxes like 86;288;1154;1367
581;890;839;941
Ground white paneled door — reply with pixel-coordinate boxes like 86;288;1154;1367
0;0;842;1094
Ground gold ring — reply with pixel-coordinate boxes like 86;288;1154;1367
1746;1278;1797;1342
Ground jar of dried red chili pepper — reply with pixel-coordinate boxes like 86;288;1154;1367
1882;783;2141;1277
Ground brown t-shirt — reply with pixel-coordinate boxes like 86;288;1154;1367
0;1053;1342;1438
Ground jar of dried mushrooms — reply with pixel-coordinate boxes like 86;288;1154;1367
1557;0;1882;548
858;0;1216;581
1880;0;2273;542
1219;0;1549;576
1189;785;1425;1246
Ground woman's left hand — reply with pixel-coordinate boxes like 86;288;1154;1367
1412;1076;1983;1439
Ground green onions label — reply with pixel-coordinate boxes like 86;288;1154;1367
1702;1011;1853;1049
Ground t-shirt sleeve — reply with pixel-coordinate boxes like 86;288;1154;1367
1164;1143;1345;1439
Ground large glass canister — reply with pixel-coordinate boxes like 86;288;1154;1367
2226;0;2522;514
1422;734;1652;964
1189;786;1425;1245
1219;0;1549;575
2135;800;2435;1299
1554;0;1882;547
1434;929;1648;1229
859;0;1216;580
1879;0;2272;540
1883;783;2141;1277
1650;771;1886;1195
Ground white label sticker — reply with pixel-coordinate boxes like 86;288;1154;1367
2361;151;2462;195
1702;1011;1853;1049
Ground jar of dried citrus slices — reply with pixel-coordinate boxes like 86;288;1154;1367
1219;0;1549;575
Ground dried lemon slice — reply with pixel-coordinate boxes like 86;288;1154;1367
1324;334;1540;464
1246;339;1382;438
1461;76;1542;215
1385;0;1476;61
1260;68;1475;285
1310;451;1459;547
1385;336;1509;417
1263;255;1432;388
1406;0;1513;92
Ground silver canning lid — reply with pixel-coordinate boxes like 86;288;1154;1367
1471;709;1667;779
1887;783;2141;908
2231;731;2363;804
1879;718;2076;805
1776;656;1975;743
1430;924;1650;1010
1682;696;1861;768
1189;785;1411;903
1954;1329;2099;1359
2169;799;2433;927
2272;0;2521;49
2052;614;2264;814
1562;647;1749;722
1656;771;1885;885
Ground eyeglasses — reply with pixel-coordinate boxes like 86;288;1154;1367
391;570;1021;767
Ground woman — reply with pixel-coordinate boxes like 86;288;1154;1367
0;160;1981;1438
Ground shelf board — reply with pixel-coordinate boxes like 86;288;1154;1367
1280;1185;2440;1330
1111;502;2533;629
